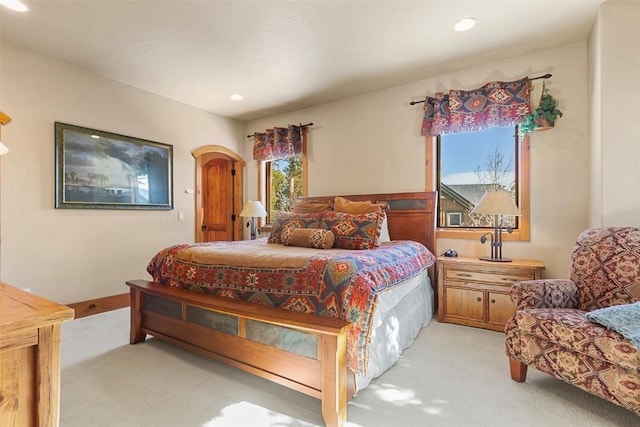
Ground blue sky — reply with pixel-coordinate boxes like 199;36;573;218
440;126;516;185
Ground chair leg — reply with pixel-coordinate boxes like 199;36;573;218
509;358;528;382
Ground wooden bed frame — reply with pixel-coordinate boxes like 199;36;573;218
127;191;436;427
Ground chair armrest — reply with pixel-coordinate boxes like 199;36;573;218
510;279;579;310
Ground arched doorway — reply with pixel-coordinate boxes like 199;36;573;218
192;145;245;242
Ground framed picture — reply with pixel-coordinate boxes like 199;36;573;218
55;122;173;210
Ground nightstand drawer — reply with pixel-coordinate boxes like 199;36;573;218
444;269;530;284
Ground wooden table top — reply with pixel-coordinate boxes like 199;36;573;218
437;256;545;269
0;282;74;333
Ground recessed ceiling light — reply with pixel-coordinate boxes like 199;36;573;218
230;94;244;101
0;0;29;12
454;17;476;32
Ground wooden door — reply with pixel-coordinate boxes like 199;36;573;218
193;145;245;243
202;158;236;241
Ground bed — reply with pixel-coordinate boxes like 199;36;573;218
127;191;437;427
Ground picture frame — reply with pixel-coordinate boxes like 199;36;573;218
55;122;173;210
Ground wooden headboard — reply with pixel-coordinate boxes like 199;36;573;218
298;191;437;257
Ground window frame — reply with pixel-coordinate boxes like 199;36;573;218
258;132;308;226
426;131;530;242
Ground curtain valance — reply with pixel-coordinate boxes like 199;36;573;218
252;125;303;162
420;77;531;136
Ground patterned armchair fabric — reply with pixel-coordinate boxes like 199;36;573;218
505;227;640;415
510;279;578;311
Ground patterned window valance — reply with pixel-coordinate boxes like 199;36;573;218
421;77;531;136
252;125;302;162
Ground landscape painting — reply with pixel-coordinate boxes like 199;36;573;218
55;122;173;210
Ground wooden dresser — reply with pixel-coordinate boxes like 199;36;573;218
437;256;544;331
0;282;74;426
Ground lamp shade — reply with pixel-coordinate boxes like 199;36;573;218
471;191;521;216
239;200;267;218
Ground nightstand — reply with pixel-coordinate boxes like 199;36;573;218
437;256;545;331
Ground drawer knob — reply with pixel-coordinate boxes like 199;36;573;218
491;299;496;303
476;297;482;302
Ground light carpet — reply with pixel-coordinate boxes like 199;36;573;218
60;308;639;427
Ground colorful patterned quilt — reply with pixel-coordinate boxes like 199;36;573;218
147;238;435;375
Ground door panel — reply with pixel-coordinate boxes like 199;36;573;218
444;286;484;321
487;291;516;326
202;158;234;241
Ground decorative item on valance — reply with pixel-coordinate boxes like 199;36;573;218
518;78;563;136
250;123;313;162
419;77;532;136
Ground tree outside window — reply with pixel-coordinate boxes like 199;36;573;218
265;154;304;222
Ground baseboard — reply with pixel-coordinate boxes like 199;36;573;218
67;293;130;319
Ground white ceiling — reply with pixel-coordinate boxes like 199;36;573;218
1;0;605;121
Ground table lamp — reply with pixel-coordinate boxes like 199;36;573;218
239;200;267;240
471;190;521;262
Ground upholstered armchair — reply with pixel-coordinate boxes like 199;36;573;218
505;227;640;415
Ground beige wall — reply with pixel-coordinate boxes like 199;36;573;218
2;1;636;302
0;45;244;303
590;0;640;227
245;42;592;279
588;7;603;228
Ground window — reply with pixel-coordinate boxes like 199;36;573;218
263;154;304;223
428;125;530;241
446;212;463;227
256;127;309;226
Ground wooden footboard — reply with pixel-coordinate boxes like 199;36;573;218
127;280;351;427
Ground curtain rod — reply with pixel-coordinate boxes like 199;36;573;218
246;122;314;138
408;73;552;106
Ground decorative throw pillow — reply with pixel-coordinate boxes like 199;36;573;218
586;301;640;349
292;199;333;213
320;210;384;250
279;224;298;245
282;227;335;249
334;197;390;241
378;212;391;243
268;212;323;244
333;196;388;214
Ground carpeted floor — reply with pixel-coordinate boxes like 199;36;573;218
60;308;639;426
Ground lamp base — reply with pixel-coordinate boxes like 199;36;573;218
479;257;513;262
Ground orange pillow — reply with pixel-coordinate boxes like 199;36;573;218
334;196;387;214
292;199;332;213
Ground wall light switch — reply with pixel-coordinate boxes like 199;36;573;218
185;188;194;194
178;211;185;221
